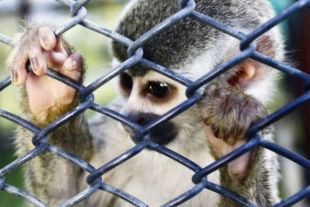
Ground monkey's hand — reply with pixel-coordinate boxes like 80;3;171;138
9;25;93;205
196;81;268;181
8;25;84;123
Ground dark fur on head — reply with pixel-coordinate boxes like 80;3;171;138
112;0;274;76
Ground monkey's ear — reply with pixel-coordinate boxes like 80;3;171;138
221;33;284;97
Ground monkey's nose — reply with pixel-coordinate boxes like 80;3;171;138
126;112;158;126
123;112;178;145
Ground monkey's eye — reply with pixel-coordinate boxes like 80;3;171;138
148;81;172;98
120;72;133;91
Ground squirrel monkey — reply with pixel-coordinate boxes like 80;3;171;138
7;0;284;206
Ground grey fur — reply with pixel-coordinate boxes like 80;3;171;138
112;0;274;76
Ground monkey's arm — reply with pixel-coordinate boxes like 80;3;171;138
196;82;278;207
8;24;94;206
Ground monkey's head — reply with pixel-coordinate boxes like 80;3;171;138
111;0;284;148
115;68;193;146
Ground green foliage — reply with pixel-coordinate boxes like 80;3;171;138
0;149;26;207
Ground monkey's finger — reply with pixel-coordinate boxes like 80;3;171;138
29;48;47;76
10;47;30;86
38;27;57;52
11;65;27;86
45;51;67;69
59;54;83;81
226;137;238;145
62;54;83;72
225;139;251;180
54;36;68;57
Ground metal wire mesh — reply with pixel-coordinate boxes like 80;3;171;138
1;0;310;206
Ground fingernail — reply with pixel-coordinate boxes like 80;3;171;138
71;58;77;67
30;58;38;71
226;137;236;145
43;36;49;47
11;70;18;83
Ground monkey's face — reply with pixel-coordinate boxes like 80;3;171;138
117;69;202;146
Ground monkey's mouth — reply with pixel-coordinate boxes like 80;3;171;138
124;122;178;146
147;122;178;145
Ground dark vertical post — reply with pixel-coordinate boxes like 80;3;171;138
288;3;310;204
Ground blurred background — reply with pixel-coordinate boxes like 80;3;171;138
0;0;309;206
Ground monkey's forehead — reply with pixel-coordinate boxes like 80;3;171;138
127;66;148;77
111;0;273;73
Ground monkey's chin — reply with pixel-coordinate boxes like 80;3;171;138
129;122;178;146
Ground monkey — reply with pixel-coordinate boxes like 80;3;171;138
6;0;284;206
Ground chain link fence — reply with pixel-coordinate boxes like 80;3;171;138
0;0;310;206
